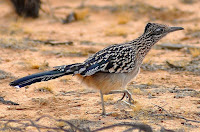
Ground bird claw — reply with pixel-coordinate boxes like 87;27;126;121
121;100;134;106
128;96;135;104
118;91;134;105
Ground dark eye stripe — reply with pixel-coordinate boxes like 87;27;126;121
156;28;164;32
152;28;164;35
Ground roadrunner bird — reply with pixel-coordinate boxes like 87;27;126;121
10;23;184;115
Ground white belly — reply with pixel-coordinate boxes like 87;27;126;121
76;67;140;94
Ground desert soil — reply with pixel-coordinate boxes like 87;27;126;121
0;0;200;131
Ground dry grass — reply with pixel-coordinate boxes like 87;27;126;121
0;37;23;45
105;25;128;37
23;27;33;35
75;8;89;21
32;98;49;105
56;121;71;129
0;70;14;80
146;79;153;86
132;2;192;21
130;103;142;115
24;59;49;70
189;48;200;57
116;12;132;24
34;81;56;93
186;27;200;33
81;47;98;54
132;88;142;95
8;19;23;35
143;57;154;65
141;51;158;64
167;59;189;67
42;47;98;57
36;86;54;93
103;95;114;102
59;76;73;84
185;27;200;39
0;37;37;50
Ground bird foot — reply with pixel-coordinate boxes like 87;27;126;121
128;96;135;104
121;100;134;106
117;90;134;105
101;112;114;117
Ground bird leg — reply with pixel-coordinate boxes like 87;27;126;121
107;90;134;104
118;93;126;101
100;90;134;115
100;90;115;116
100;90;106;115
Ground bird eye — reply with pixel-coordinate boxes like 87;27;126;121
154;28;164;35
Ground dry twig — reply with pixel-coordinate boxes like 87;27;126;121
153;104;200;123
0;115;153;132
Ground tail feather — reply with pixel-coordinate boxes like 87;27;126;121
9;70;69;88
10;63;83;88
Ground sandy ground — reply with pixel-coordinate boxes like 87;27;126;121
0;0;200;131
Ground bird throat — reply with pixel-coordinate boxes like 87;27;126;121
133;36;157;66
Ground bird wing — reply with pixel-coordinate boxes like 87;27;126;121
80;44;137;76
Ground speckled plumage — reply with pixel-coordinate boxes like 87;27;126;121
10;23;184;115
55;23;181;78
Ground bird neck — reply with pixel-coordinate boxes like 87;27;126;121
131;35;157;64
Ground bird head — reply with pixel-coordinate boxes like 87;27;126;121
143;23;184;42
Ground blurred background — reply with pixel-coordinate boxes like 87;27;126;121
0;0;200;131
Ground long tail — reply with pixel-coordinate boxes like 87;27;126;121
10;63;84;88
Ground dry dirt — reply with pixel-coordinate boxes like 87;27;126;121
0;0;200;131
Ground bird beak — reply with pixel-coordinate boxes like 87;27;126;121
168;26;184;32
